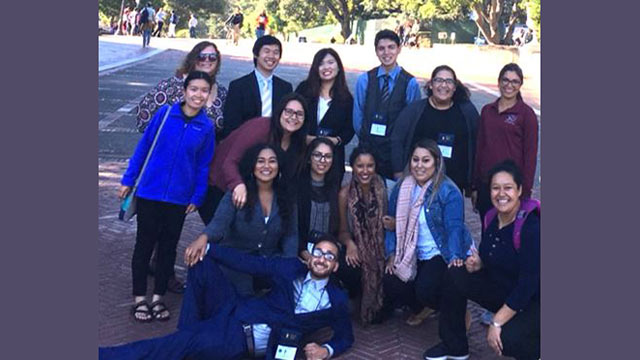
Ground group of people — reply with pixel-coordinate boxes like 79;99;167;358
121;3;179;46
103;28;540;360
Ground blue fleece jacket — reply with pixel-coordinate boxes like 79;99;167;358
122;103;215;206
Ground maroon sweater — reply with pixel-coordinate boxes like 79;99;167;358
209;117;270;191
473;99;538;197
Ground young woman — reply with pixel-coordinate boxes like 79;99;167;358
295;48;354;182
336;145;389;324
391;65;479;195
294;137;341;261
383;139;473;325
425;160;540;360
134;41;227;292
472;63;538;224
184;144;298;296
204;93;309;217
118;71;215;322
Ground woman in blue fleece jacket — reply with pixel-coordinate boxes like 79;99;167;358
118;71;215;322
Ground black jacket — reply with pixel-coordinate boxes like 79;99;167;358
222;71;293;139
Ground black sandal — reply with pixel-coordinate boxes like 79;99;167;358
131;301;153;323
150;300;171;321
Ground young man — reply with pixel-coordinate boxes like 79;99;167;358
222;35;293;139
99;236;354;360
353;29;422;180
139;3;156;48
225;7;244;45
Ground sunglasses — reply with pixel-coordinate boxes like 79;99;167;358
197;52;218;62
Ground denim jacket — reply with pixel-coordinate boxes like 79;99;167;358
385;176;473;263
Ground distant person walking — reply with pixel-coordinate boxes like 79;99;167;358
128;8;137;35
153;7;166;37
225;7;244;45
189;13;198;38
167;10;178;38
255;10;268;38
139;3;156;48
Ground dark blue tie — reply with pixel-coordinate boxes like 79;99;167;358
381;74;390;104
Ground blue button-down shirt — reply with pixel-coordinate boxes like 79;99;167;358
253;272;334;357
352;65;422;136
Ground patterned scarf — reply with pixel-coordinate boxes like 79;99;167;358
347;174;387;323
393;176;431;282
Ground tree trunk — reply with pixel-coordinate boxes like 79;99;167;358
323;0;352;42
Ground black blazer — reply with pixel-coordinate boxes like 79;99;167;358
222;71;293;139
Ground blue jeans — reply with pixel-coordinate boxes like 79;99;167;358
190;27;197;38
142;29;151;47
256;28;265;38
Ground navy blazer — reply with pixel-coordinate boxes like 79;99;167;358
203;191;298;258
210;244;355;358
222;71;293;139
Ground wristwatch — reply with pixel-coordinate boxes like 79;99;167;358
490;321;502;328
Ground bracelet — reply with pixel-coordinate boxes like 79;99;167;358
490;321;502;328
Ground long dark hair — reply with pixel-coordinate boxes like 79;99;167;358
426;64;471;103
268;93;310;167
300;48;352;103
238;143;291;230
405;138;447;207
297;137;341;236
498;63;524;101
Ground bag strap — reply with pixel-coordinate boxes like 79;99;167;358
512;198;541;251
131;105;172;193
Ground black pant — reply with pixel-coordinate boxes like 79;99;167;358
382;256;448;314
132;197;187;296
197;186;225;226
153;21;164;36
439;267;540;360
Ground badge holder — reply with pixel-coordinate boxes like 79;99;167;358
437;133;455;159
274;328;302;360
369;113;388;137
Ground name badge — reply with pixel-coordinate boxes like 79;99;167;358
437;133;454;159
274;345;297;360
370;123;387;136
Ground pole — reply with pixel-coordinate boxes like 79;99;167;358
116;0;126;35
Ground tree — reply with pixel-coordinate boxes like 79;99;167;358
398;0;529;45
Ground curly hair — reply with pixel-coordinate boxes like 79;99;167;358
238;143;292;231
425;64;471;103
175;41;221;80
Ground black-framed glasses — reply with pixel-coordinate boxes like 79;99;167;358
283;108;305;119
432;77;456;86
311;152;333;162
311;248;336;261
500;77;522;86
197;52;218;62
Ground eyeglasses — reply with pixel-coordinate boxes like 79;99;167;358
283;108;305;119
311;248;336;261
432;77;456;86
311;152;333;162
500;77;522;86
197;52;218;62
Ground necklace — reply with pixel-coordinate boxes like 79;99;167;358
429;96;453;110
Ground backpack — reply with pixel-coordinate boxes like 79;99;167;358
483;198;540;251
139;8;149;24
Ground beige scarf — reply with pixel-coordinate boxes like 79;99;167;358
392;176;431;282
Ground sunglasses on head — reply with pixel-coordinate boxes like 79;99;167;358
197;52;218;62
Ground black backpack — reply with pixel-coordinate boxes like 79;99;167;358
139;8;149;24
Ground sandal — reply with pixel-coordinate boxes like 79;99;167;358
406;307;436;326
131;301;153;323
150;300;171;321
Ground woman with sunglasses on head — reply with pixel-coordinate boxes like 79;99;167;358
382;139;473;327
294;138;342;262
335;145;390;324
118;71;215;323
295;48;354;183
424;160;540;360
472;63;538;228
184;144;298;296
391;65;479;196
